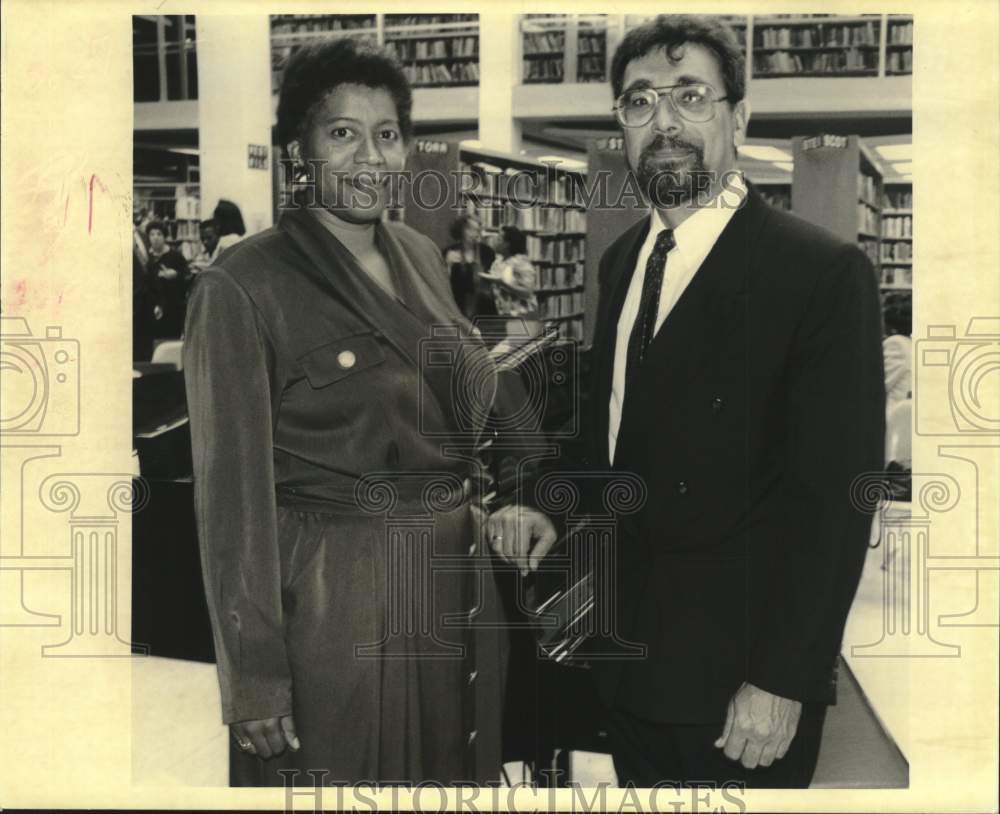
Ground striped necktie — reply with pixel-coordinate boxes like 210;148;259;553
625;228;675;392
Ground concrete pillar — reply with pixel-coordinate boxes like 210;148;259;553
478;12;521;155
196;16;273;234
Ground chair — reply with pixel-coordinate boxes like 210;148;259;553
151;339;184;370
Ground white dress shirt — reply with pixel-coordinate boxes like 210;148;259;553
607;174;747;463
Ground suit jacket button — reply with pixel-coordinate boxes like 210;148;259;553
711;397;724;412
676;481;689;495
337;350;356;369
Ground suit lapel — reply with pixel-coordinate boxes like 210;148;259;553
590;217;651;467
280;206;431;366
608;188;769;467
280;206;488;440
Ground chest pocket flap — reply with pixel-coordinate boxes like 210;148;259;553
298;333;386;388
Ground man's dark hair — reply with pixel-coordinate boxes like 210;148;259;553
610;15;746;106
145;220;167;239
883;294;912;336
213;199;246;237
276;37;414;154
499;225;527;257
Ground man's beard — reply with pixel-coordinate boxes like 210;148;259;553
634;135;713;208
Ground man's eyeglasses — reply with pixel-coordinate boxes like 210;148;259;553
613;84;730;127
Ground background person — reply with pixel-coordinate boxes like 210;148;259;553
444;214;496;320
209;198;246;261
144;220;192;343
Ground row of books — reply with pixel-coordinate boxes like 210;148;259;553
402;62;479;85
578;57;606;79
880;266;912;287
388;37;478;60
756;22;879;48
858;238;879;266
884;189;913;209
754;49;878;74
470;202;584;233
882;215;913;238
524;32;565;54
539;291;585;318
513;206;587;233
882;242;913;262
524;58;564;82
529;235;585;262
858;173;879;205
385;14;477;26
857;203;880;235
459;162;586;208
887;51;913;73
578;33;605;54
538;263;584;289
271;16;374;36
888;21;913;44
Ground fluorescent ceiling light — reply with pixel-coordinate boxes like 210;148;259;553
891;162;913;174
875;143;911;161
773;161;794;172
738;144;792;162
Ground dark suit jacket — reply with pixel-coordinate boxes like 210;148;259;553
585;185;885;724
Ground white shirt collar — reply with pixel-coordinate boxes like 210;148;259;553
648;172;747;253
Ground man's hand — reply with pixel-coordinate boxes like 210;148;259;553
714;682;802;769
157;267;179;280
231;714;300;759
486;504;558;576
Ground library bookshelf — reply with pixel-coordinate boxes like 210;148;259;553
399;140;589;343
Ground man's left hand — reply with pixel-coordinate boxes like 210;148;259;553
714;682;802;769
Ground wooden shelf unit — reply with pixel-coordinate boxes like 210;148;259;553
880;182;913;290
269;14;480;90
134;182;202;261
791;134;884;284
398;140;589;342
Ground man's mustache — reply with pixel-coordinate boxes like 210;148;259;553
641;135;700;159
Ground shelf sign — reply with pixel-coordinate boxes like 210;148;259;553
416;139;448;154
596;136;624;152
802;134;848;151
248;144;269;170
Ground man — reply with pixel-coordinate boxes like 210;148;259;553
489;14;885;788
190;218;219;271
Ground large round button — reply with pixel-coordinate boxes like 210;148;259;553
337;350;356;369
676;481;689;495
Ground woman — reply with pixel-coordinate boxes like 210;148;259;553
183;39;518;786
485;225;539;322
444;214;496;320
143;220;192;345
209;199;246;261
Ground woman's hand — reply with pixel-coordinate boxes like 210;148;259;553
231;714;300;758
486;504;558;575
